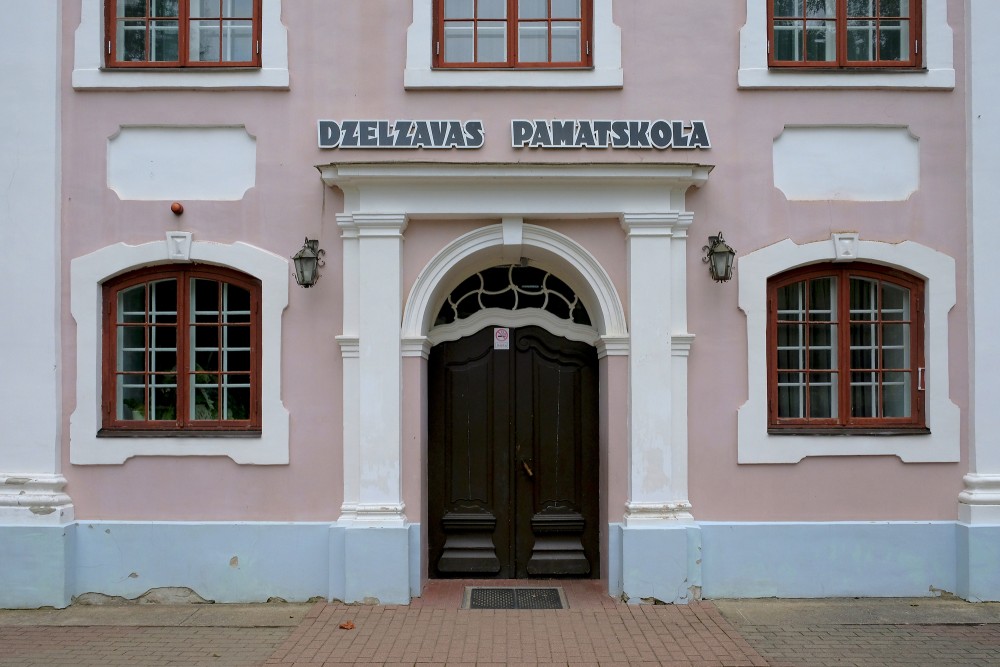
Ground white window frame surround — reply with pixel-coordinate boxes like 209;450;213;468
738;0;955;89
737;236;959;464
70;237;290;464
72;0;289;90
404;0;623;89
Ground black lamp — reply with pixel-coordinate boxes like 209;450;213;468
292;238;325;288
703;232;736;283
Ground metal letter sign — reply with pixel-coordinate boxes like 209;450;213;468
510;119;711;150
317;120;485;149
494;327;510;350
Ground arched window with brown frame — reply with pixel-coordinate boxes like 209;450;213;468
767;263;926;433
101;264;262;435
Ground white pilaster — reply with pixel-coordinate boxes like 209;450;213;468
0;0;72;523
963;0;1000;525
620;213;693;524
337;215;361;521
343;213;408;526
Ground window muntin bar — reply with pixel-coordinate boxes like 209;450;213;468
768;264;923;430
108;0;260;68
437;0;589;68
770;0;918;68
104;267;260;433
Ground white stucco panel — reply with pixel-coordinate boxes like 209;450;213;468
108;126;256;201
773;127;919;202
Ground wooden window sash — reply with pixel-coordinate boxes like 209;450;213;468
767;0;921;69
767;264;925;431
433;0;592;69
105;0;262;69
101;265;262;433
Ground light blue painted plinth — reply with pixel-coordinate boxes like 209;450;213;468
329;524;419;605
0;524;75;608
700;522;957;599
958;523;1000;602
617;523;702;604
74;522;331;603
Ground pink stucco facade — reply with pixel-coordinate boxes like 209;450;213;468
5;0;1000;607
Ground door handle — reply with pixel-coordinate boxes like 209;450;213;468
521;459;534;478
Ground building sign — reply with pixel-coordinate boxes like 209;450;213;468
511;119;710;150
318;120;484;149
317;119;711;150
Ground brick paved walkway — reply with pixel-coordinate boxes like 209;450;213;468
2;584;1000;666
0;626;290;666
265;601;766;666
738;622;1000;667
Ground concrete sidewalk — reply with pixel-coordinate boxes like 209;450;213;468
0;582;999;666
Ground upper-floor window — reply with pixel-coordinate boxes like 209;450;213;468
102;265;261;434
769;0;920;68
106;0;261;68
768;263;925;433
434;0;592;68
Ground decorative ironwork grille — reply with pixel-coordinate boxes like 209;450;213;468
435;265;591;327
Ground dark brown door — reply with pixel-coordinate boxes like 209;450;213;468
428;326;599;579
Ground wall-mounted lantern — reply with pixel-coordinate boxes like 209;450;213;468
703;232;736;283
292;238;325;288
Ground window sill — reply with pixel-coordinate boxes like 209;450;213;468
72;67;290;90
766;66;926;72
102;65;263;72
98;429;262;438
404;66;623;90
768;427;931;437
737;66;955;90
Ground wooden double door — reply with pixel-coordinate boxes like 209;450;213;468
428;326;599;579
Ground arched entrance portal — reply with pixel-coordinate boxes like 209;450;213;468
428;325;599;578
427;264;602;578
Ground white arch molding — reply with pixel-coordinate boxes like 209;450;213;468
402;222;629;359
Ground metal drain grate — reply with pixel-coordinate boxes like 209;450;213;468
463;587;566;609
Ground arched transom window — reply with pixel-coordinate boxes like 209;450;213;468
435;264;591;327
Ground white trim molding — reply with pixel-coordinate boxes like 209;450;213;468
737;235;959;463
959;475;1000;524
401;224;628;347
335;213;409;527
0;474;74;525
69;239;291;464
72;0;289;90
429;309;600;348
0;0;65;504
404;0;623;89
965;0;1000;526
321;161;709;529
620;213;696;525
738;0;955;89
